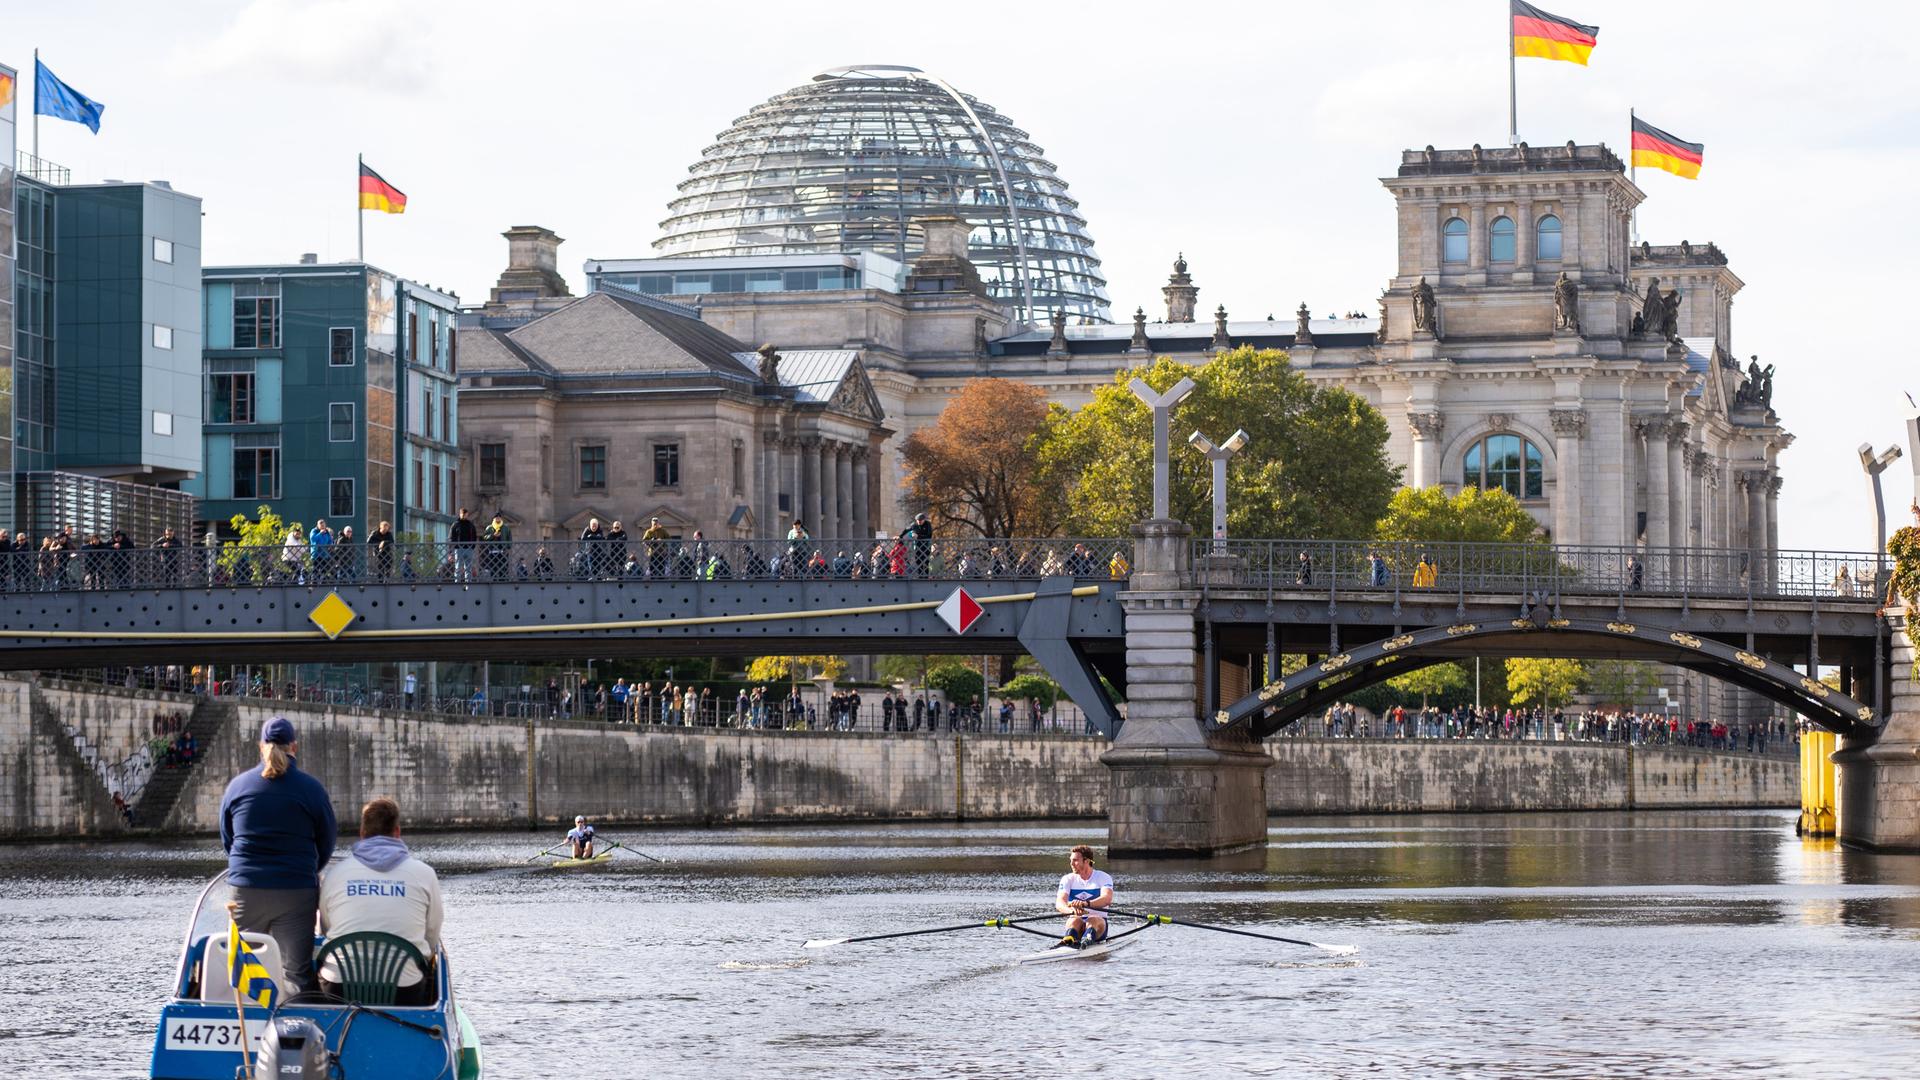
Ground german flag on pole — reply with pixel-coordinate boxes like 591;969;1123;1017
1512;1;1599;65
1630;116;1705;179
358;162;407;214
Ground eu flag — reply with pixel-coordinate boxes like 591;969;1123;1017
34;59;103;134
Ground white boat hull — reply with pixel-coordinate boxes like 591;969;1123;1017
1014;934;1140;965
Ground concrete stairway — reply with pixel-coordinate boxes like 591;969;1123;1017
132;698;237;830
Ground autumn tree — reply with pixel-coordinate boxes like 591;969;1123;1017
1506;658;1586;709
1584;660;1663;708
1039;348;1400;539
900;378;1065;537
1374;485;1544;544
1387;662;1470;708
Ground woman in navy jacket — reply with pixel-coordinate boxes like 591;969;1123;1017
219;716;336;993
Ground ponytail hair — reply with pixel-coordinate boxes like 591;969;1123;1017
259;741;293;780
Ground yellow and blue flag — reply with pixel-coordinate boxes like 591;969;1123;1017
227;922;278;1009
34;59;103;134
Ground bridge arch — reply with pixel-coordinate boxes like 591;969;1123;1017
1214;614;1879;739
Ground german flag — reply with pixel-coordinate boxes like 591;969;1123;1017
1512;1;1599;65
358;162;407;214
1630;117;1704;179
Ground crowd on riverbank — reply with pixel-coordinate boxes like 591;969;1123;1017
1300;702;1797;753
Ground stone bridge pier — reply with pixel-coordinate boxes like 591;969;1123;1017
1837;609;1920;851
1103;521;1269;856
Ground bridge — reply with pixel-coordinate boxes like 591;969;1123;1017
0;527;1908;855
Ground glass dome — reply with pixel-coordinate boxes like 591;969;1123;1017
653;64;1110;325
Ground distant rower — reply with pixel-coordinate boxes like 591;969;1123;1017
567;815;596;859
1055;844;1113;948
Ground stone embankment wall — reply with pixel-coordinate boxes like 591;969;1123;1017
0;677;1794;838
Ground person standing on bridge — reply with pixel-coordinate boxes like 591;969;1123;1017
903;513;933;577
449;508;479;585
220;717;337;994
1054;844;1114;949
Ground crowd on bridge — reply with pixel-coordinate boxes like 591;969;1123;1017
1300;702;1797;754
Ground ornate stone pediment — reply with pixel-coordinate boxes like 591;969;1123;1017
828;358;885;422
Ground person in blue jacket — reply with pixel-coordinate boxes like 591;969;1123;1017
220;716;337;993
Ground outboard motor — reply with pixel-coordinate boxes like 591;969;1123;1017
254;1015;329;1079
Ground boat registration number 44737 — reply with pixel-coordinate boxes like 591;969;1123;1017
164;1019;262;1052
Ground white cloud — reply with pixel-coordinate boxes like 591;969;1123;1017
196;0;432;92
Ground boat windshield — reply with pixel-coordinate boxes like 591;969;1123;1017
181;869;235;953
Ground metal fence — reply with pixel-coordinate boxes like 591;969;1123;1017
1200;539;1886;603
0;536;1134;594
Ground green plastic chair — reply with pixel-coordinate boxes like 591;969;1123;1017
313;931;430;1006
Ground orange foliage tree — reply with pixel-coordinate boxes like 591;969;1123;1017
900;378;1066;538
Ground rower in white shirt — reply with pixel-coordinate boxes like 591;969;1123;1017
1054;844;1114;949
317;797;444;1005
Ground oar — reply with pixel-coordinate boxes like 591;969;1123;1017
805;914;1057;949
525;843;566;864
599;838;665;864
1106;909;1358;956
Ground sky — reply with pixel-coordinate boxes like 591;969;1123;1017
11;0;1920;550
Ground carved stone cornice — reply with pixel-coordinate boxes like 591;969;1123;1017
1666;420;1691;446
1407;411;1445;440
1548;408;1588;437
1634;415;1671;440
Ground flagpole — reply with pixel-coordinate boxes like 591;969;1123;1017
32;48;39;166
1508;9;1518;146
357;153;364;264
1629;107;1639;244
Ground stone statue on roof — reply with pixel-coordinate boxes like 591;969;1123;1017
1640;278;1662;337
756;343;781;384
1660;289;1682;341
1553;272;1579;333
1410;276;1437;333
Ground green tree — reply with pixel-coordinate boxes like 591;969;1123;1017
1506;658;1586;708
925;661;984;706
224;505;295;583
1038;348;1400;539
1387;661;1470;707
745;655;847;683
998;673;1061;709
1585;660;1662;708
1374;485;1544;544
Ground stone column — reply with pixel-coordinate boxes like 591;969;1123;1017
1667;424;1688;553
800;438;820;535
815;440;835;540
760;431;780;538
851;449;870;542
1408;412;1444;488
1515;199;1535;280
1105;519;1270;857
1467;203;1488;278
1550;408;1586;546
1835;609;1920;851
1766;471;1782;587
1741;469;1767;579
1639;417;1670;551
836;445;854;544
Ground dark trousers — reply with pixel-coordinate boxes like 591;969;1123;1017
230;885;320;993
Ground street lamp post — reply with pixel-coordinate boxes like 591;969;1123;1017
1860;440;1904;721
1129;377;1197;520
1188;428;1249;554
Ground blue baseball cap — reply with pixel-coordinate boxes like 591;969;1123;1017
260;717;297;745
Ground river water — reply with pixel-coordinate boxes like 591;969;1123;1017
3;810;1919;1079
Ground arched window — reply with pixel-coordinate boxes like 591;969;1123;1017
1442;217;1467;263
1463;433;1544;499
1490;216;1516;263
1535;214;1562;260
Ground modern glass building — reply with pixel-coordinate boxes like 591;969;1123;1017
652;64;1109;324
189;261;459;543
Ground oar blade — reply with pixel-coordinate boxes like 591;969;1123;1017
1313;942;1360;957
802;937;849;950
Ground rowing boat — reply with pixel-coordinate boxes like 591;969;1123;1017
1013;934;1140;965
545;852;614;870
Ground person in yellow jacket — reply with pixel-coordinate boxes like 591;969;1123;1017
1108;550;1130;579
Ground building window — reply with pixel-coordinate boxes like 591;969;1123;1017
1536;214;1563;260
1442;217;1467;263
233;435;280;499
479;442;507;489
448;327;458;374
413;458;424;509
653;442;680;488
233;282;281;349
430;314;442;368
208;366;255;425
152;411;174;437
1463;433;1544;499
440;393;451;445
1490;216;1516;263
153;324;173;350
422;384;435;440
731;441;745;495
579;445;608;490
152;237;173;264
329;402;356;443
431;463;443;514
330;478;355;518
330;327;356;367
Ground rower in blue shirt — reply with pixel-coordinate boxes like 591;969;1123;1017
566;816;596;859
1054;844;1114;948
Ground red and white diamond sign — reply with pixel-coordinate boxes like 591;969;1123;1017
936;587;984;634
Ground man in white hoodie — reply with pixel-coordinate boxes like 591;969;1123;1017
318;797;444;1005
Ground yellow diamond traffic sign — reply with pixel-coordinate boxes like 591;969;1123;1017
309;592;359;640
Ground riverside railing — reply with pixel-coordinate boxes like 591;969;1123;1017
0;536;1135;594
1198;539;1884;604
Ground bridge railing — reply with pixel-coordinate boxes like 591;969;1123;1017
0;536;1135;593
1198;539;1884;603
